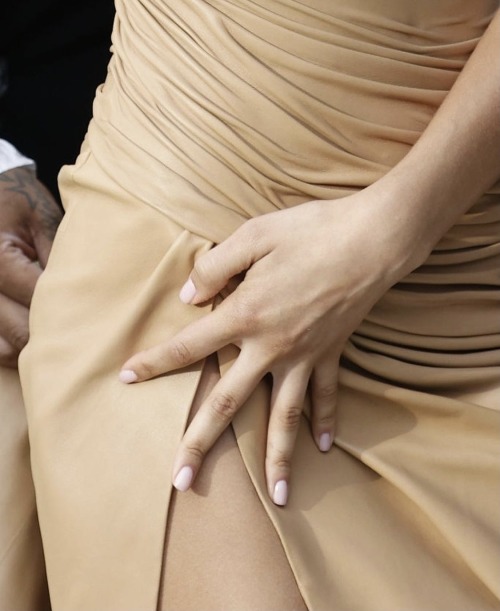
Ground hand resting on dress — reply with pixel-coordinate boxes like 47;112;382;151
120;8;500;506
0;167;62;367
120;192;418;506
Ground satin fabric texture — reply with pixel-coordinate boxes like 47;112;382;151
5;0;500;609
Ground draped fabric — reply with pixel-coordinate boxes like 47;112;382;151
90;0;498;242
19;1;500;609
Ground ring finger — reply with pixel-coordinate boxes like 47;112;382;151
266;364;310;506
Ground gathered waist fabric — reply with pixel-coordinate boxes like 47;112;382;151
85;0;500;380
21;146;500;611
89;0;499;245
19;3;500;608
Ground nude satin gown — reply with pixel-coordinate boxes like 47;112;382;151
12;0;500;609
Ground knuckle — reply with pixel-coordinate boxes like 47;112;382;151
209;392;239;423
138;358;157;378
267;453;292;474
315;414;335;429
169;339;192;367
241;217;259;242
0;346;18;368
9;326;29;351
276;457;292;472
314;382;337;402
277;405;303;431
232;297;260;332
183;443;206;463
272;336;295;358
193;256;214;286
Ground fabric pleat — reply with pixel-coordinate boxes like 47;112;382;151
19;1;500;609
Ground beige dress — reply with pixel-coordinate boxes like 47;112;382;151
13;0;500;609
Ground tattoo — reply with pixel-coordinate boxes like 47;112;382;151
0;166;63;239
0;166;39;210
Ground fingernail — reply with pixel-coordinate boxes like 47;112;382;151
273;480;288;506
179;278;196;304
173;466;194;492
119;369;138;384
319;432;332;452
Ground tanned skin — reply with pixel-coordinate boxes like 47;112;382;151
0;167;62;366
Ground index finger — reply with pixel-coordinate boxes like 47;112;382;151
119;304;237;383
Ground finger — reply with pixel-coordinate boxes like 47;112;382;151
0;167;61;269
0;235;42;306
0;292;30;353
0;335;19;368
266;364;310;506
310;354;339;453
172;352;265;491
31;181;63;267
119;303;237;383
180;218;269;305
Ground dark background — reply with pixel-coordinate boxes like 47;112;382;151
0;0;115;198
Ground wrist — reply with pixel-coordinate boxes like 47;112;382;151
345;178;435;290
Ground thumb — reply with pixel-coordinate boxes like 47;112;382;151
0;235;42;306
180;219;268;304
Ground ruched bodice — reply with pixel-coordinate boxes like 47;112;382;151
87;0;500;388
18;3;500;609
89;0;498;242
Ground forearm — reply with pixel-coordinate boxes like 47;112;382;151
367;9;500;279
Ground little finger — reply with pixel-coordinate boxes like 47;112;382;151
310;354;339;453
119;304;237;382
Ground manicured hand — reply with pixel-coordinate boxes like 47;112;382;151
120;195;405;505
0;167;62;367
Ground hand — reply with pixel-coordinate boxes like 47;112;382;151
0;166;62;367
120;194;410;505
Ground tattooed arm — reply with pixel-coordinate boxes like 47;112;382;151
0;165;62;367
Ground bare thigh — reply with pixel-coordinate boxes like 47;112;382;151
158;354;307;611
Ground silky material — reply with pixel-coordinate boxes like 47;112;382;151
0;367;49;610
17;0;500;609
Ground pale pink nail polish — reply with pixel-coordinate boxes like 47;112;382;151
119;369;138;384
273;480;288;506
173;466;194;492
179;278;196;304
319;432;332;452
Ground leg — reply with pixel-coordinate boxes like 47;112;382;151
0;366;50;611
159;355;307;611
